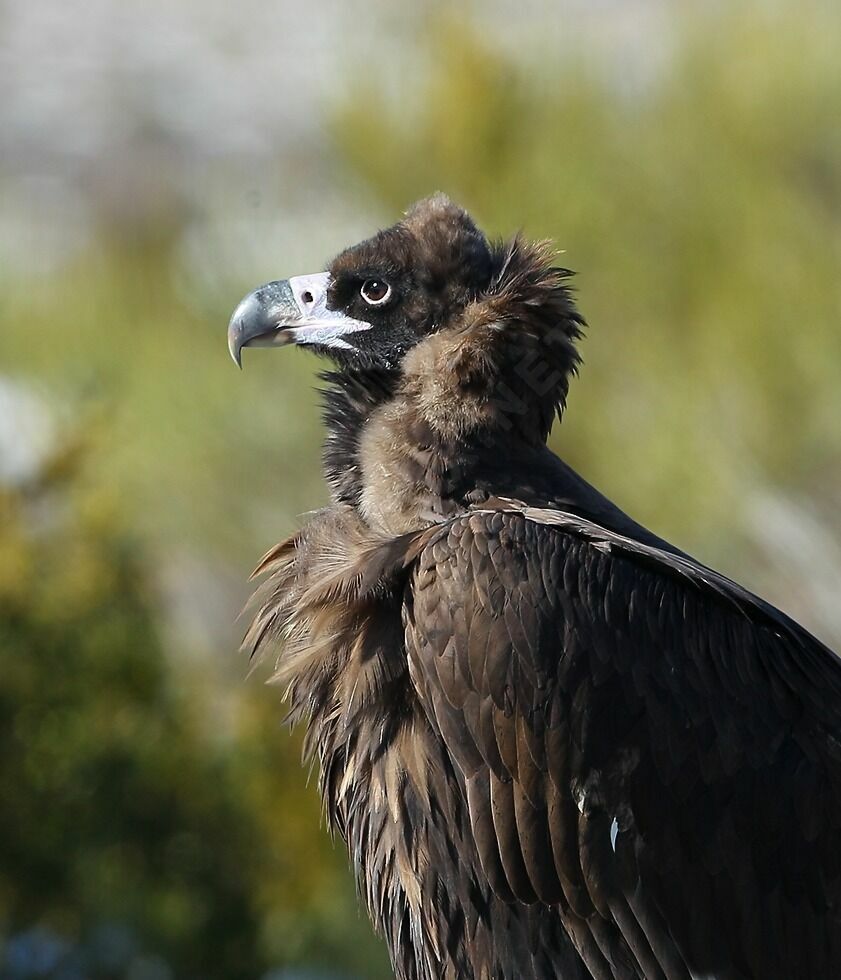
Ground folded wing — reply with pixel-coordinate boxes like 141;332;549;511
404;507;841;980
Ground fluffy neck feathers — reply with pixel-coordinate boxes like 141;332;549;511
320;238;584;526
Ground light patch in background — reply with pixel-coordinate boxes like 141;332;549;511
746;489;841;652
0;176;93;280
176;174;386;315
0;378;56;486
0;0;675;281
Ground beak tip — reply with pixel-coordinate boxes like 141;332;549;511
228;335;243;369
227;311;246;368
227;285;286;369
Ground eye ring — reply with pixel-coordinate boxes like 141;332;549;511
360;278;391;306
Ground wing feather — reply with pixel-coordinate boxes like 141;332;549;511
404;506;841;979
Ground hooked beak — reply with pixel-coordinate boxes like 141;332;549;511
227;272;372;367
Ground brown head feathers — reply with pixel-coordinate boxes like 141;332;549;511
328;193;585;433
319;196;585;515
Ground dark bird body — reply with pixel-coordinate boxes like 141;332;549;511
228;196;841;979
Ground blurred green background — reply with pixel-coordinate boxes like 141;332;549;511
2;1;841;977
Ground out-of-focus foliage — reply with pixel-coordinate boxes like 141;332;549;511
0;2;840;977
0;237;325;563
0;433;388;978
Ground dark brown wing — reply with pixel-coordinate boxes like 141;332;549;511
404;507;841;980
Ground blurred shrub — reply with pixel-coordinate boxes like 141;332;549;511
0;423;388;979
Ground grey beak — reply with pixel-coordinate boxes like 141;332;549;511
227;272;373;367
227;279;300;368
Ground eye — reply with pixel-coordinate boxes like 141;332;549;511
360;278;391;306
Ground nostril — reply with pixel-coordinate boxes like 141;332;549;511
301;290;314;305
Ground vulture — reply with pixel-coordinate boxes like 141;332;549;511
227;195;841;980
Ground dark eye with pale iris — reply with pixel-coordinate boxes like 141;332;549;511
360;278;391;306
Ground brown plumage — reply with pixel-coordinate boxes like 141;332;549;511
228;195;841;979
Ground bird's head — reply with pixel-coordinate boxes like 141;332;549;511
228;194;584;438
